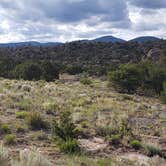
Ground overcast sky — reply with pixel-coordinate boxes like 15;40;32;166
0;0;165;43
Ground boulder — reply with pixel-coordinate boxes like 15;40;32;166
147;48;162;61
78;137;108;154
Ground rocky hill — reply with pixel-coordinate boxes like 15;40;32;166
0;40;165;66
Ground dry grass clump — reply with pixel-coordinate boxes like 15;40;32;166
26;112;49;130
43;102;59;115
147;156;166;166
0;144;10;166
0;144;52;166
12;148;52;166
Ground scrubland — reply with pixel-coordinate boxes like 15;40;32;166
0;75;165;166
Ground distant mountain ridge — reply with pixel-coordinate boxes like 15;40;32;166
0;41;63;48
0;36;162;48
92;36;126;43
129;36;160;43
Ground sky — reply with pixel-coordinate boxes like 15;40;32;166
0;0;166;43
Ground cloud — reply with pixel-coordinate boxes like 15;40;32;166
127;2;166;39
128;0;166;9
0;0;133;42
0;0;129;23
0;0;165;42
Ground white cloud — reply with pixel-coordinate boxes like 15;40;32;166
0;0;165;43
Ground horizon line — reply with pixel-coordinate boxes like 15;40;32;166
0;35;164;44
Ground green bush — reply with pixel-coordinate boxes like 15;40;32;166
12;61;60;81
146;64;166;94
41;61;59;81
109;63;142;93
109;62;166;95
144;144;162;157
96;126;119;137
130;140;142;150
1;124;11;134
66;65;84;75
110;134;121;145
16;111;30;119
52;111;79;141
27;112;48;130
16;99;32;111
59;139;80;154
0;59;18;79
4;134;16;145
16;125;26;133
13;61;42;81
160;82;166;104
80;76;93;85
43;102;59;115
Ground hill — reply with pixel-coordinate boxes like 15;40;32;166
0;76;165;165
0;39;165;64
0;38;165;165
0;41;63;48
93;35;126;43
129;36;160;43
0;36;163;48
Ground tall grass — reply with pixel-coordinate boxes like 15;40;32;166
0;144;52;166
0;144;10;166
12;148;52;166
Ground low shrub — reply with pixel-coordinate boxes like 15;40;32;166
110;134;121;145
108;62;166;95
108;63;142;93
35;131;48;141
160;82;166;104
130;140;142;150
144;144;162;157
1;124;11;134
4;134;16;145
59;139;80;154
43;102;59;115
13;61;42;81
96;126;118;137
16;99;31;111
16;111;30;119
41;61;59;81
27;112;48;130
12;61;60;82
66;65;84;75
80;76;93;85
52;111;80;154
52;111;79;141
96;118;132;140
16;124;27;133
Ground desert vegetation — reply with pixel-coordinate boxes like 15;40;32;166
0;74;164;165
0;41;165;165
109;61;166;101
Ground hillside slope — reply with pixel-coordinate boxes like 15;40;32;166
0;75;165;165
93;36;126;43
